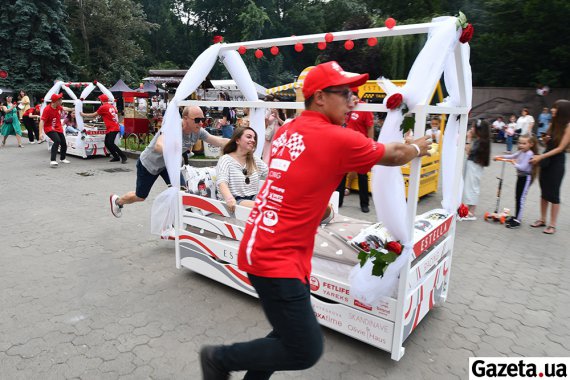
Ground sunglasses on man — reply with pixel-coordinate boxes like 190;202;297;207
193;117;207;124
321;88;353;102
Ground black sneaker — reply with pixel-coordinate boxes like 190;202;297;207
121;156;128;164
506;219;521;229
109;157;120;162
200;346;229;380
361;205;370;213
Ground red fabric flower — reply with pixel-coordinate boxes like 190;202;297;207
359;241;370;252
213;35;224;44
237;46;246;55
344;40;354;50
386;93;403;109
254;49;264;59
459;24;474;44
270;46;279;56
385;241;403;255
0;70;8;79
325;33;334;43
294;43;304;52
458;203;469;218
317;42;327;50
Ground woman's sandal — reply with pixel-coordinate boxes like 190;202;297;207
530;220;546;228
543;226;556;235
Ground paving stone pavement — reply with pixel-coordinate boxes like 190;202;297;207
1;141;568;380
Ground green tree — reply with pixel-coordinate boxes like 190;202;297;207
0;0;75;96
469;0;570;87
65;0;158;84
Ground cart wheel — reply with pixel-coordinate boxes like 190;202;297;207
500;216;506;224
484;212;490;221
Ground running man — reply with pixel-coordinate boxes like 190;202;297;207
199;61;432;379
109;106;228;217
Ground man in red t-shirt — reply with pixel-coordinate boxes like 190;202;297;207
40;93;74;167
200;61;432;379
81;94;127;163
22;106;40;144
336;88;375;212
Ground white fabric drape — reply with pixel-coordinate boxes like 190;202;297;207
440;42;472;212
220;50;265;156
61;85;78;101
75;83;97;132
350;17;465;303
42;81;64;114
150;44;222;236
96;82;115;102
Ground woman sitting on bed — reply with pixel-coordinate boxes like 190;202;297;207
216;126;335;224
216;127;268;213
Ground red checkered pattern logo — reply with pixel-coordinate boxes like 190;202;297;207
271;132;305;161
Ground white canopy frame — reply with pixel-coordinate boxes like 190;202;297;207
158;16;471;361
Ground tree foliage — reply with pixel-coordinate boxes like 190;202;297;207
65;0;158;84
0;0;75;94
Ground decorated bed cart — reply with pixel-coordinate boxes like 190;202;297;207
154;15;472;360
42;81;116;158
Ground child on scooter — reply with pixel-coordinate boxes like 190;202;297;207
493;134;539;228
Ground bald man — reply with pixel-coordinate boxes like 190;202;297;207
109;106;228;217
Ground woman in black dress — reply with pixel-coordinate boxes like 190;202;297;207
529;100;570;234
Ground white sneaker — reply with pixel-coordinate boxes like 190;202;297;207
60;159;71;164
30;141;36;145
50;161;59;168
110;194;122;218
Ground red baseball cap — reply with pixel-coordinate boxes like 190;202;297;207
98;94;109;102
302;61;369;99
50;93;63;102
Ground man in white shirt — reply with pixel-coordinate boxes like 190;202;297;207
492;116;506;142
